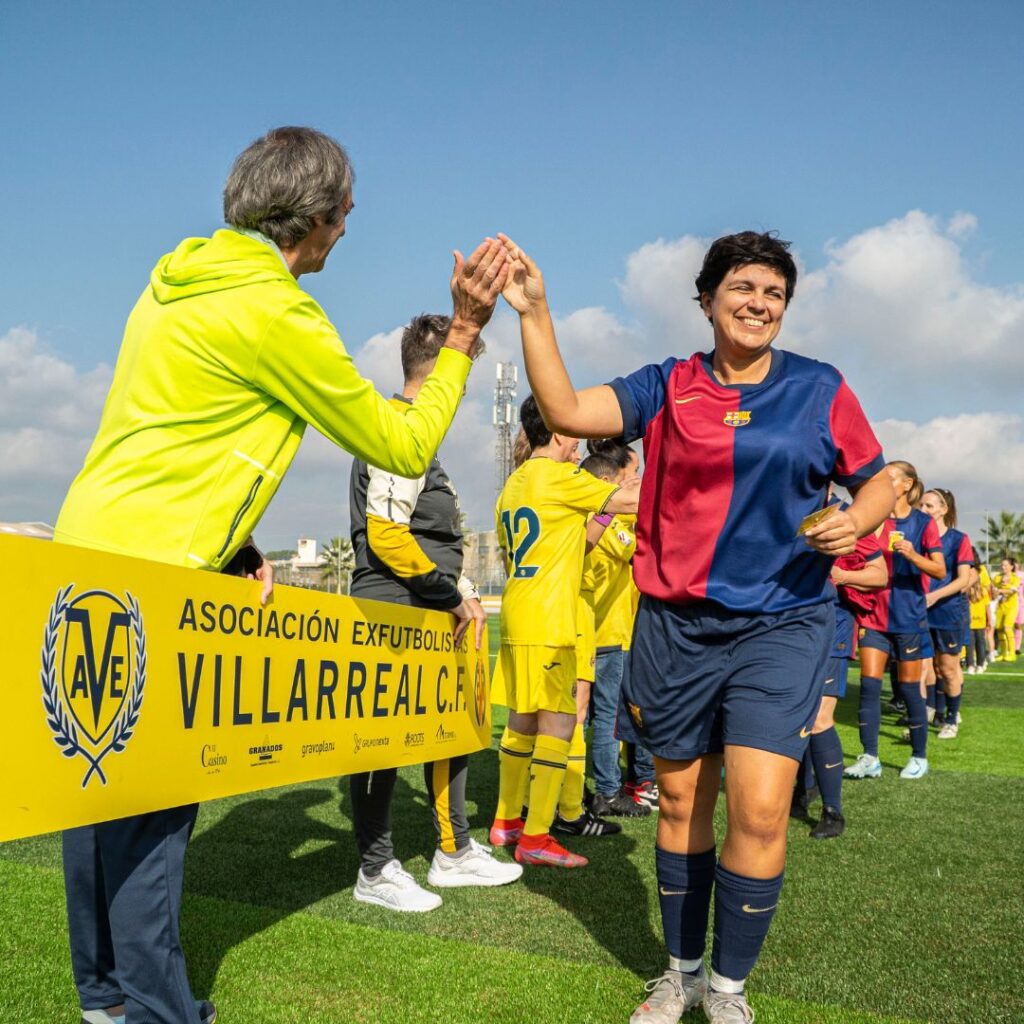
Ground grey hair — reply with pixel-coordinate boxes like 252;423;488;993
223;126;355;248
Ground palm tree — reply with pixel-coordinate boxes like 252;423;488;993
320;536;355;594
980;511;1024;563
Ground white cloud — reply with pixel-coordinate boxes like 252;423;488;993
5;210;1024;549
874;413;1024;539
0;328;111;520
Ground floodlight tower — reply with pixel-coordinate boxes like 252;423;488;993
493;362;519;490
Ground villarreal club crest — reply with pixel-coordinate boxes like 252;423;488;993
40;584;147;788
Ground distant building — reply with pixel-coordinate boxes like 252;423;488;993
463;530;506;598
270;537;329;590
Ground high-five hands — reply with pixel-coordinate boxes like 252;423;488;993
446;239;510;354
496;234;547;315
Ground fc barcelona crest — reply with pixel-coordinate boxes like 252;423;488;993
40;584;147;788
723;410;751;427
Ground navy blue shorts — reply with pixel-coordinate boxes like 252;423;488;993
859;628;933;662
822;658;849;699
618;597;833;762
930;627;964;657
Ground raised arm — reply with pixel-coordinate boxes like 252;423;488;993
254;239;508;477
498;234;624;438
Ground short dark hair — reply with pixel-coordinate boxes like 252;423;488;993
587;437;635;469
520;395;551;448
693;231;797;312
401;314;450;380
224;126;354;248
580;453;619;480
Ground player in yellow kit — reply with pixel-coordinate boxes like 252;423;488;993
490;397;639;867
993;558;1021;662
554;453;628;838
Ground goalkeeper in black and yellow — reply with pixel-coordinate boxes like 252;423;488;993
54;127;509;1024
347;314;522;912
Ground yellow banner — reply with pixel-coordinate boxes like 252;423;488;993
0;535;490;842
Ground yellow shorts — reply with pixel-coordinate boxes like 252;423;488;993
575;597;596;684
492;644;577;715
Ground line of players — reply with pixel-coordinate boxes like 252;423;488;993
488;448;1008;864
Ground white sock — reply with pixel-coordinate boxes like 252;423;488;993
709;970;746;994
669;955;703;974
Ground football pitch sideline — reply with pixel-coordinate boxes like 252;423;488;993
2;626;1022;1024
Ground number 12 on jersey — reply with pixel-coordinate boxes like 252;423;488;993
500;507;541;578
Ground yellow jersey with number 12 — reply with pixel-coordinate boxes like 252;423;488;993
497;458;618;647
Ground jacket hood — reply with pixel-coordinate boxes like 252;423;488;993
150;229;295;304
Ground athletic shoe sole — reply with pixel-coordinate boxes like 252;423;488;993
514;845;588;868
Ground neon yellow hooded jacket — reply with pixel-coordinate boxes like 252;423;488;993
55;230;471;570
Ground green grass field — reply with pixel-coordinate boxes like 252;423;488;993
2;623;1023;1023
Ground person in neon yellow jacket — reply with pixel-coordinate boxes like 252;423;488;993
56;126;508;1024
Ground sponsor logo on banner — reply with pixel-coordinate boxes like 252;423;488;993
353;733;390;754
473;658;487;727
723;410;752;427
300;740;335;759
404;731;425;748
436;723;456;743
201;744;228;772
249;742;282;766
40;584;147;788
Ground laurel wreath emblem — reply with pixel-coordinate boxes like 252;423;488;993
40;584;147;789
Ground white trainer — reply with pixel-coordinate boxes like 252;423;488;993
936;722;959;740
843;753;882;779
899;756;929;780
353;859;442;912
427;838;523;888
630;968;707;1024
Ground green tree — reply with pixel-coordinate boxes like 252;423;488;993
320;536;355;594
980;510;1024;563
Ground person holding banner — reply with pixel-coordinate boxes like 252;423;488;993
55;127;507;1024
347;314;522;911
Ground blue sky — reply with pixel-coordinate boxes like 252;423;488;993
2;1;1023;548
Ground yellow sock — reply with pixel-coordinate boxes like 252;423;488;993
524;735;570;837
1003;628;1016;660
557;725;587;821
496;727;535;821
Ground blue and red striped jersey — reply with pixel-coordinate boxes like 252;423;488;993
926;528;973;630
610;349;884;613
860;512;943;633
834;533;884;656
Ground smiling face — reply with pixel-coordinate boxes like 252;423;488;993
701;263;788;360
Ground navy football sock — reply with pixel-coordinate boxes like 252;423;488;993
655;846;715;961
858;676;883;757
809;727;844;813
798;748;815;792
925;684;936;710
945;692;962;724
935;684;947;718
899;682;929;758
711;863;784;986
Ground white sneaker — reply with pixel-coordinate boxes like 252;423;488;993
426;838;523;888
899;756;929;780
843;754;882;779
937;723;959;740
353;859;442;912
